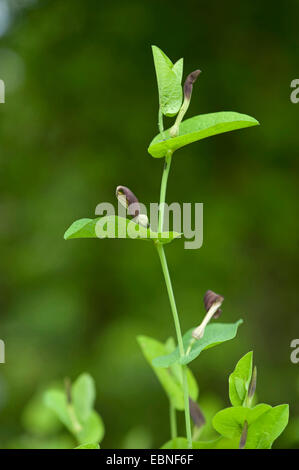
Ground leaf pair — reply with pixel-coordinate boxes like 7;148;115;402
137;335;198;411
44;373;104;447
229;350;253;407
64;215;181;245
151;320;243;368
212;403;289;449
152;45;183;117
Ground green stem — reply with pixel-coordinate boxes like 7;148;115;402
156;244;184;355
156;110;192;448
169;401;177;439
156;243;192;448
158;108;165;140
158;151;172;234
156;171;192;448
67;404;82;434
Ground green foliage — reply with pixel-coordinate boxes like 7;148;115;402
44;373;104;447
152;320;243;367
190;352;289;449
229;351;253;406
64;215;181;245
72;374;96;423
152;45;183;117
161;437;240;449
213;404;289;449
22;390;62;436
161;437;189;449
75;442;100;449
148;112;259;158
137;335;198;410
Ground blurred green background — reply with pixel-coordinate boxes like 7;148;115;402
0;0;298;449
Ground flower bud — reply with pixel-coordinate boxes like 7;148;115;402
170;69;201;138
116;185;140;218
189;398;206;428
184;69;201;101
239;420;248;449
134;213;149;228
204;290;224;319
248;366;257;400
191;290;224;340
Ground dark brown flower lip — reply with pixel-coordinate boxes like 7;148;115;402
116;185;140;217
184;69;201;100
204;290;224;319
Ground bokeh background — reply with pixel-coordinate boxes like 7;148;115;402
0;0;298;449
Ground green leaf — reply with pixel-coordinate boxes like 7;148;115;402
152;45;183;117
246;404;289;449
75;442;100;449
161;437;189;449
64;215;181;245
229;351;253;407
22;391;62;435
76;410;104;445
213;404;271;440
152;320;243;368
148;112;259;158
193;437;240;449
44;374;105;445
72;373;96;423
161;437;240;449
137;335;198;411
44;390;72;432
212;404;289;449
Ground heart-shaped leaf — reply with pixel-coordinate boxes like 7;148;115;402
152;320;243;368
148;112;259;158
44;373;105;445
212;404;289;449
213;404;271;440
64;215;181;245
229;351;253;407
137;335;198;411
152;45;183;117
246;404;289;449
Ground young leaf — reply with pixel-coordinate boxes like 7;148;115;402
44;390;72;432
152;320;243;368
72;373;96;423
148;112;259;158
212;404;289;449
137;335;198;411
76;410;104;445
64;215;181;245
229;351;253;407
75;442;100;449
44;374;105;445
212;404;271;441
246;404;289;449
152;45;183;117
